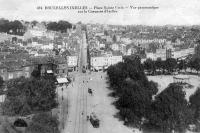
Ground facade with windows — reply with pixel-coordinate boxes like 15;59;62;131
90;55;122;71
0;65;34;81
56;62;68;77
67;56;78;71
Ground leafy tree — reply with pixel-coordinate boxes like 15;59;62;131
3;77;58;116
47;21;72;33
194;43;200;58
26;112;59;133
0;76;4;93
165;58;177;73
188;59;195;72
143;58;156;75
117;80;156;126
190;87;200;121
193;58;200;74
188;57;200;73
31;69;41;78
177;60;187;72
155;58;162;72
0;19;25;35
107;55;158;127
148;83;193;132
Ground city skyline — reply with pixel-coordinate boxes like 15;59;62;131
0;0;200;26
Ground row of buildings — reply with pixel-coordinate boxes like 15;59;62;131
145;48;195;61
90;55;122;71
0;56;68;81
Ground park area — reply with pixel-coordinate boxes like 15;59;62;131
87;73;200;133
148;74;200;101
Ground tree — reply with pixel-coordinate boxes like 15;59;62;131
0;19;25;35
165;58;177;73
177;59;187;72
3;77;58;116
193;58;200;74
3;77;29;115
26;112;59;133
190;87;200;121
155;58;162;74
47;21;72;32
31;69;41;78
0;76;4;93
143;58;156;75
117;80;156;126
188;57;200;73
194;43;200;58
148;83;193;132
107;56;158;127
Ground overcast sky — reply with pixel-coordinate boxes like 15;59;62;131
0;0;200;25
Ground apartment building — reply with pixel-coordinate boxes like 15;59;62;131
0;62;34;81
67;56;78;71
90;55;122;71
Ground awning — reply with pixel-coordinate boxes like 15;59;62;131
47;70;53;73
57;78;68;83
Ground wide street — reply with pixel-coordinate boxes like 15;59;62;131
57;31;135;133
60;71;135;133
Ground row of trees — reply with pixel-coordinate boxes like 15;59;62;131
0;19;25;35
47;21;72;33
0;76;4;94
107;56;158;127
107;55;200;132
143;57;200;75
